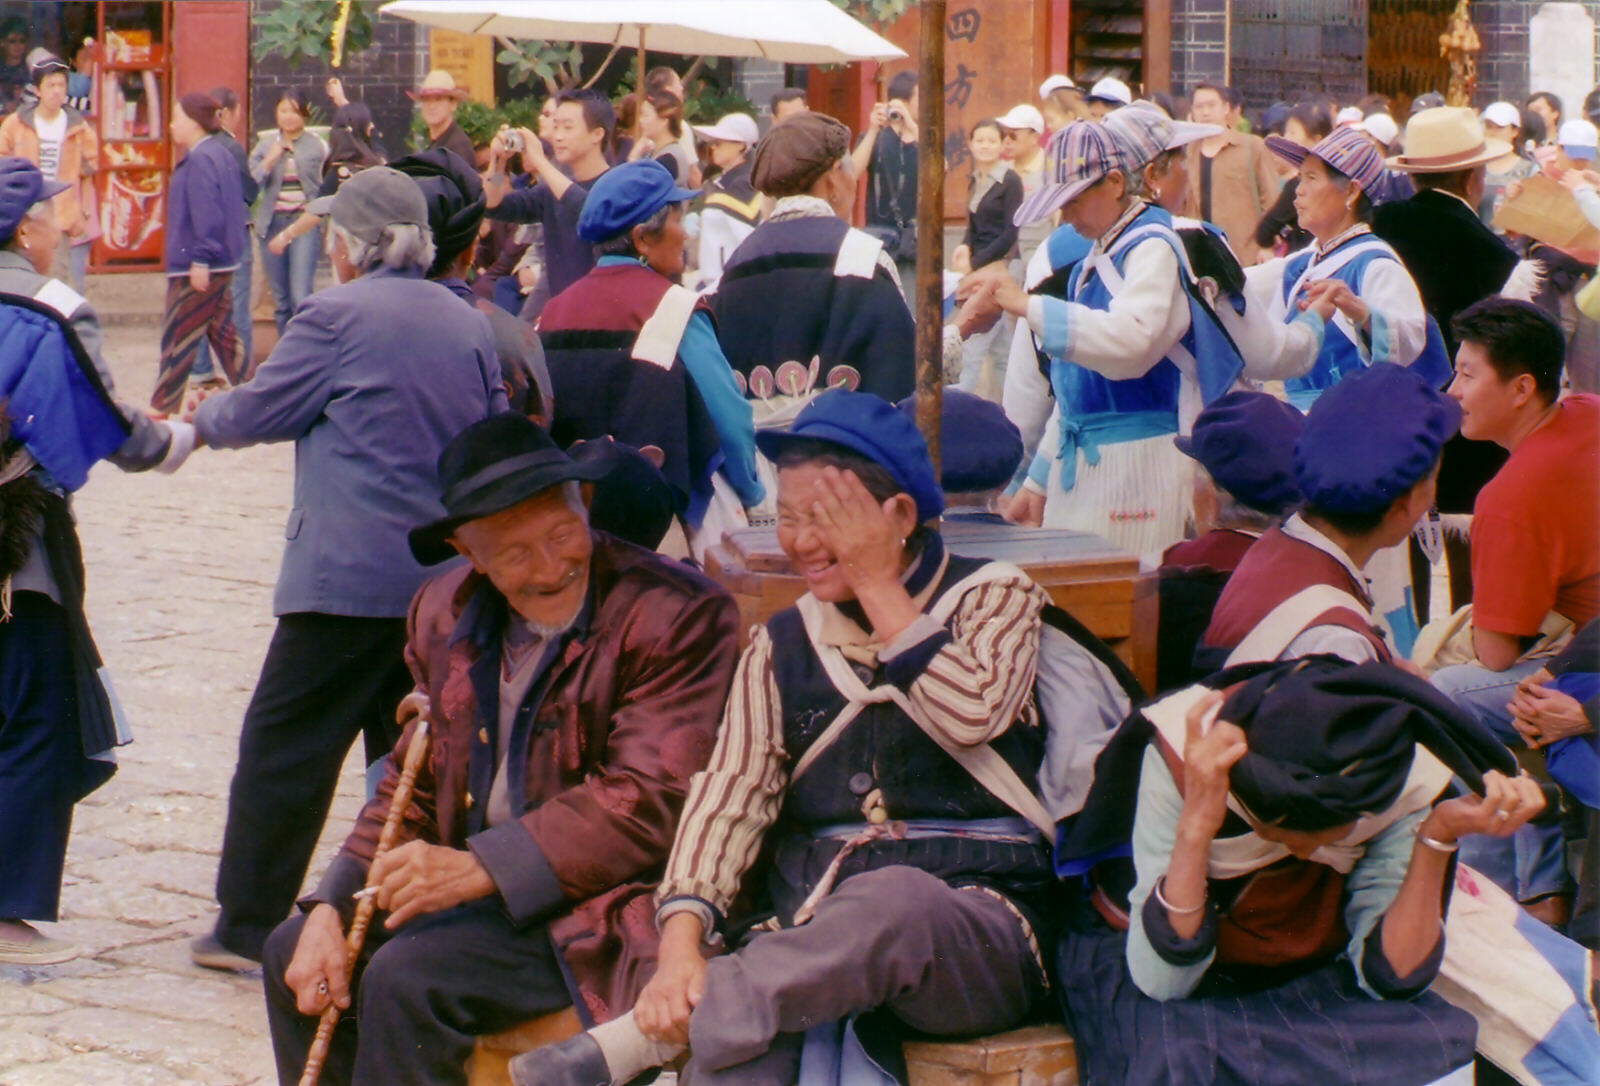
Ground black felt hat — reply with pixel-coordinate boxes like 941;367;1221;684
409;415;611;566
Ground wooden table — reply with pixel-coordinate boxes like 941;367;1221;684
705;520;1156;693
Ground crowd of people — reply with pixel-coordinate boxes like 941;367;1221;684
1;40;1598;1086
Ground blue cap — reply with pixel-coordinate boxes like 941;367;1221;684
1295;367;1460;516
576;159;699;243
755;390;944;522
1175;391;1304;515
895;390;1022;495
0;157;69;242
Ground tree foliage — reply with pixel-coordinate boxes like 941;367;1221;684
830;0;918;30
252;0;375;69
495;39;586;95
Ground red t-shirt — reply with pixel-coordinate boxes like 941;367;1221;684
1471;393;1600;636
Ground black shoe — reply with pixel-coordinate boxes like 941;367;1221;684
508;1032;612;1086
189;932;261;972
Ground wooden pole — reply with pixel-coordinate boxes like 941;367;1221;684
636;27;648;139
914;0;946;478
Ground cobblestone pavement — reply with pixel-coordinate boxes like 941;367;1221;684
0;312;360;1085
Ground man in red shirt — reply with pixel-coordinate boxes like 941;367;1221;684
1435;297;1598;922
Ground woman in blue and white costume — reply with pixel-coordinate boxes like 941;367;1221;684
1245;126;1438;411
965;119;1254;559
1244;127;1442;653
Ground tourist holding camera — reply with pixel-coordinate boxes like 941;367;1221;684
851;70;920;303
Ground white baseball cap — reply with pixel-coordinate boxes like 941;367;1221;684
1559;118;1599;159
1480;101;1521;129
1355;113;1399;146
1039;74;1076;99
1086;77;1131;107
692;112;760;147
1335;105;1363;126
996;104;1045;134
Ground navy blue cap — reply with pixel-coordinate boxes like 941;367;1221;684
755;390;944;522
0;157;69;242
576;159;699;243
1295;366;1460;516
1175;391;1305;515
895;390;1022;495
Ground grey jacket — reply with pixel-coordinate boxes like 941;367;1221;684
248;129;327;235
193;266;508;618
0;251;173;602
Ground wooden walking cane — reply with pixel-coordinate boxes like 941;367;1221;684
297;713;433;1086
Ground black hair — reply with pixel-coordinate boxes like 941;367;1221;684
1288;100;1334;141
770;87;807;114
1526;91;1564;125
1413;166;1477;196
1357;93;1391;117
1321;160;1374;223
1452;297;1565;403
644;66;681;94
1192;82;1224;103
1586;85;1600;127
1519;107;1547;148
0;17;25;41
643;88;684;138
275;88;311;121
1220;85;1243;110
1305;456;1440;538
327;103;385;170
886;70;918;103
969;116;1001;140
555;88;616;150
774;439;904;506
1147;91;1177;119
208;86;239;112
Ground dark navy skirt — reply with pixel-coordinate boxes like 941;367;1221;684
1055;928;1478;1085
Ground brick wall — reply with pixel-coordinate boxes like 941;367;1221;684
1171;0;1229;96
248;0;424;157
1473;0;1600;107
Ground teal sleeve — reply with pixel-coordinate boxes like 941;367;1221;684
1343;806;1439;999
1126;747;1218;1000
679;311;765;507
1037;295;1072;359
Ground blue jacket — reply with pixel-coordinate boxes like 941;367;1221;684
193;267;509;617
165;135;247;273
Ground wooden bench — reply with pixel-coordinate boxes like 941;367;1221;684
468;1015;1077;1086
706;521;1156;692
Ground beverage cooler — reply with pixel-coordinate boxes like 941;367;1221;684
90;0;169;270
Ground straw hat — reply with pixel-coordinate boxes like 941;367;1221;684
1386;107;1510;173
408;69;469;102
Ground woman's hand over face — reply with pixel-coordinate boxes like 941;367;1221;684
809;467;906;592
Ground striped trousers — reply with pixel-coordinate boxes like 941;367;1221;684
152;272;250;415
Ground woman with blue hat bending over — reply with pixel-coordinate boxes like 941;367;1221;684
536;158;763;559
1243;125;1443;411
511;389;1057;1086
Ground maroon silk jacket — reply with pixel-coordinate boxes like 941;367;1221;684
313;533;739;1023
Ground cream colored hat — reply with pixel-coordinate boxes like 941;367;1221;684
1386;107;1511;173
409;69;469;102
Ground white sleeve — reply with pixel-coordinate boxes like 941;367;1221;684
1001;317;1053;480
1281;624;1381;665
1025;239;1191;380
1225;256;1324;381
1359;257;1428;367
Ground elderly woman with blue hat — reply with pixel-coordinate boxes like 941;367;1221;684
512;389;1056;1086
1243;125;1443;411
0;157;192;965
957;117;1247;559
536;158;763;558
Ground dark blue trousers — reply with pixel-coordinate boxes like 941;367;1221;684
0;591;93;920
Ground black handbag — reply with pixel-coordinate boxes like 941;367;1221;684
867;136;917;263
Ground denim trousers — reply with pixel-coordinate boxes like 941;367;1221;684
260;210;320;333
1433;658;1574;901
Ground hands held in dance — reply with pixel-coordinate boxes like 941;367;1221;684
954;263;1028;331
1297;278;1360;326
1509;668;1594;748
635;912;708;1045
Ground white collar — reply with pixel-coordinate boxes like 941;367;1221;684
1313;222;1372;260
1281;513;1371;593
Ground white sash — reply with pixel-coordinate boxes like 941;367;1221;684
631;284;698;369
833;227;884;280
1223;583;1374;668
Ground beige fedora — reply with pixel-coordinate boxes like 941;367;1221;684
1386;106;1511;173
408;69;469;102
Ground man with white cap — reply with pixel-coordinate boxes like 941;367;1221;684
957;117;1247;558
692;111;761;292
1478;101;1535;226
1085;77;1131;119
997;103;1050;264
187;165;506;972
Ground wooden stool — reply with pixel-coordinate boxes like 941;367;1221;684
903;1024;1078;1086
705;522;1157;692
466;1008;582;1086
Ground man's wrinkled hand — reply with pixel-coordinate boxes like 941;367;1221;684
283;904;351;1016
635;929;706;1046
369;841;494;930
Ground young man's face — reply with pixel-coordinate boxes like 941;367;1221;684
1448;340;1532;446
418;94;455;131
35;72;66;112
1191;89;1227;127
549;101;603;164
772;97;807;123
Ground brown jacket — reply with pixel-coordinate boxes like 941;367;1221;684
317;533;740;1023
1183;130;1280;265
0;105;97;235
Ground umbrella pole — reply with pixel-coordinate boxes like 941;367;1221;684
913;0;946;476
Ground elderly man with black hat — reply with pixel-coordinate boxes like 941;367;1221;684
1198;365;1457;675
513;389;1055;1086
186;166;507;973
537;158;764;559
0;156;192;965
262;413;739;1086
709;111;916;404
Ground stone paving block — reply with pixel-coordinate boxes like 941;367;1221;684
0;1029;73;1067
29;967;263;1035
71;849;221;902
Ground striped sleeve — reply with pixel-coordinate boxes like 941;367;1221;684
905;574;1049;747
655;625;790;920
